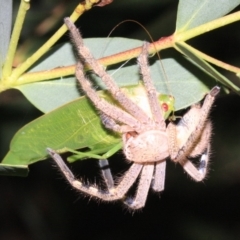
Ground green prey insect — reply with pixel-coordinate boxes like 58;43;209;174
48;18;220;210
1;79;174;169
63;82;175;163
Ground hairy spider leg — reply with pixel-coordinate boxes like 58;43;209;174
98;159;114;189
168;86;220;181
64;18;151;126
48;148;144;201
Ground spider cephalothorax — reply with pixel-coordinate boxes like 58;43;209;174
123;130;169;162
48;18;219;210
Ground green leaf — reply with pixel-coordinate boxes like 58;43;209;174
0;0;12;77
2;95;121;167
0;163;28;177
3;82;172;168
176;0;240;32
17;38;215;113
175;42;240;93
3;82;174;169
16;38;143;112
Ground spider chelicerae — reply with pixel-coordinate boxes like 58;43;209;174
48;17;220;210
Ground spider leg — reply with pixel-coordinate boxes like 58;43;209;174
168;87;219;161
174;86;219;164
168;86;219;181
75;61;142;132
198;143;210;176
189;121;212;158
47;148;143;202
180;139;211;181
100;112;133;133
168;115;211;181
124;163;154;209
64;18;150;125
168;107;212;160
180;122;211;181
98;159;114;189
151;161;166;192
138;42;166;129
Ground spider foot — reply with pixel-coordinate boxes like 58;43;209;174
210;86;220;97
124;197;143;210
198;148;208;175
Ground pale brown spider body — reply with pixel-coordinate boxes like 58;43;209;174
123;130;169;163
48;18;220;210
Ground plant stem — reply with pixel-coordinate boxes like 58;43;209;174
175;11;240;42
14;36;174;85
4;5;240;87
179;43;240;73
10;0;101;81
2;0;30;79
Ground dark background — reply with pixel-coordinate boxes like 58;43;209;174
0;0;240;239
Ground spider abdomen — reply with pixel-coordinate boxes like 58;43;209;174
123;130;169;163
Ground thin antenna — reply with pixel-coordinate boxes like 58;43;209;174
103;19;172;96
